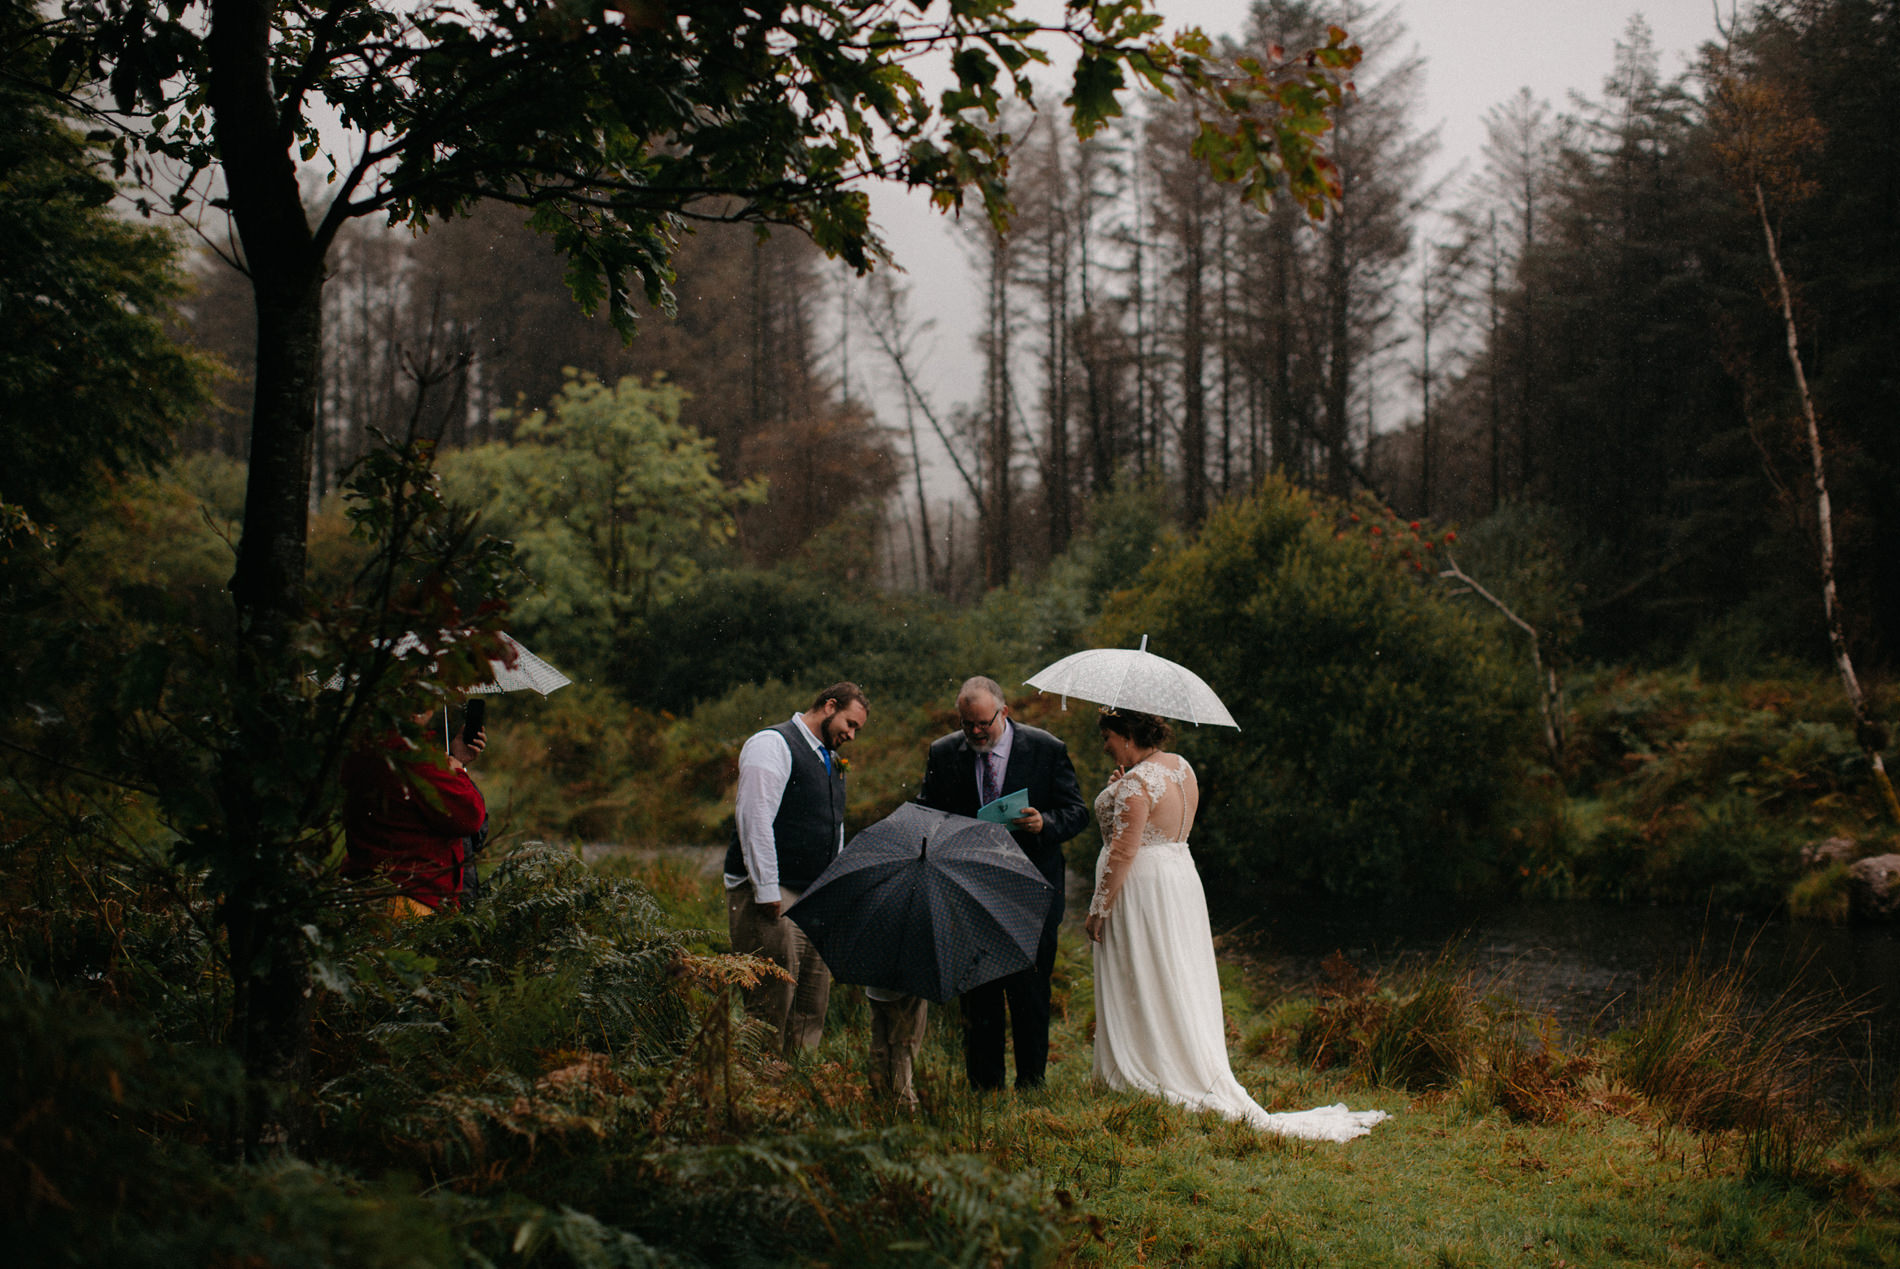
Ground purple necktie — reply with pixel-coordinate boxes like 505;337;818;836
981;752;1000;805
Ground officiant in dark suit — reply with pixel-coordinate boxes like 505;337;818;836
916;675;1089;1089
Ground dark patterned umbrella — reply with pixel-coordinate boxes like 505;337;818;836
786;802;1054;1004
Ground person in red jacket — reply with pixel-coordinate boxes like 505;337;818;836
342;711;487;913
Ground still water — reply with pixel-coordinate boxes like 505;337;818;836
1220;893;1900;1076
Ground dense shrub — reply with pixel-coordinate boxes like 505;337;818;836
1549;670;1887;912
621;567;962;715
437;371;758;681
2;843;1060;1266
1098;480;1529;897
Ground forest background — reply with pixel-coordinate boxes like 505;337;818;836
6;0;1900;1263
147;0;1900;905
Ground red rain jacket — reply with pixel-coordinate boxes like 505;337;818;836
341;739;486;910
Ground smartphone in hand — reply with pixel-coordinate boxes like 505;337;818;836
461;697;486;746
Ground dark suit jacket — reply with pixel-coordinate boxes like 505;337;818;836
916;722;1089;917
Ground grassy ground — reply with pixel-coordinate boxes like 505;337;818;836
598;853;1900;1268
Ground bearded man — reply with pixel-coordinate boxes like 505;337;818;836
725;681;869;1056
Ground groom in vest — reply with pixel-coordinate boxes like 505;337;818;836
917;676;1088;1089
726;682;869;1057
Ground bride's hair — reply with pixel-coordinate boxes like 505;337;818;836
1098;708;1174;750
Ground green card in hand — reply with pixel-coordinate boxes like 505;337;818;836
977;788;1029;825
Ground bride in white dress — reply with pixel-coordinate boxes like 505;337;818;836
1084;708;1387;1143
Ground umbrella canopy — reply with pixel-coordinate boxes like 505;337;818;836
785;802;1054;1004
463;633;571;696
321;631;571;697
1025;634;1239;728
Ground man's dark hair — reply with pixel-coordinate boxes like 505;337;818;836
1098;708;1174;751
811;681;869;714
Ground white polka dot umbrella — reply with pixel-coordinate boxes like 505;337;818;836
1025;635;1239;728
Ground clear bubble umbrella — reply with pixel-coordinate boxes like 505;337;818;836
1025;635;1239;728
321;631;571;697
320;630;571;752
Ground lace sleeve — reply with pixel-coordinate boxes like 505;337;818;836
1089;775;1153;918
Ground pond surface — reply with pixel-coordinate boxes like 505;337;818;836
1217;892;1900;1098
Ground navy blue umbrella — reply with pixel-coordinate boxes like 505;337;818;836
786;802;1054;1003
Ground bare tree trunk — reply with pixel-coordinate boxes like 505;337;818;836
1418;247;1433;518
1441;555;1565;769
211;0;329;1152
1268;210;1295;476
1128;144;1153;480
1217;198;1235;495
1754;183;1900;821
1486;213;1503;512
1322;207;1353;499
983;224;1014;586
1180;167;1208;528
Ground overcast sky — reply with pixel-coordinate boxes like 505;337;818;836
847;0;1727;495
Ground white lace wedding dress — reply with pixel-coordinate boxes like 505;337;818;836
1090;756;1387;1143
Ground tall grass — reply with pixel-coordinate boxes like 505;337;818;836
1279;934;1877;1184
1290;948;1590;1116
1609;943;1863;1182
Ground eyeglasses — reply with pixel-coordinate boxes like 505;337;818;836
960;705;1003;733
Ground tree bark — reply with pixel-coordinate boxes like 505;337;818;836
209;0;326;1150
1441;555;1565;769
983;224;1013;586
1754;183;1900;822
1268;209;1295;477
1418;248;1434;518
214;0;323;633
1322;205;1353;499
1180;165;1208;528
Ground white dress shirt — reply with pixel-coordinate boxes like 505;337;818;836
724;713;838;904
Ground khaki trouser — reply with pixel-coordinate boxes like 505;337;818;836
869;994;928;1107
727;881;831;1057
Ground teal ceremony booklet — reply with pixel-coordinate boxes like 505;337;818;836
976;788;1029;825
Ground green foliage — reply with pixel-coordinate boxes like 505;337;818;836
0;0;211;536
0;840;1063;1266
1075;480;1180;608
50;0;1358;339
5;810;1898;1266
622;567;958;717
1788;860;1850;924
166;451;250;527
0;426;525;1134
439;371;759;679
310;845;698;1165
1098;480;1528;897
1543;670;1886;911
623;545;1107;722
1442;501;1584;661
0;973;243;1262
